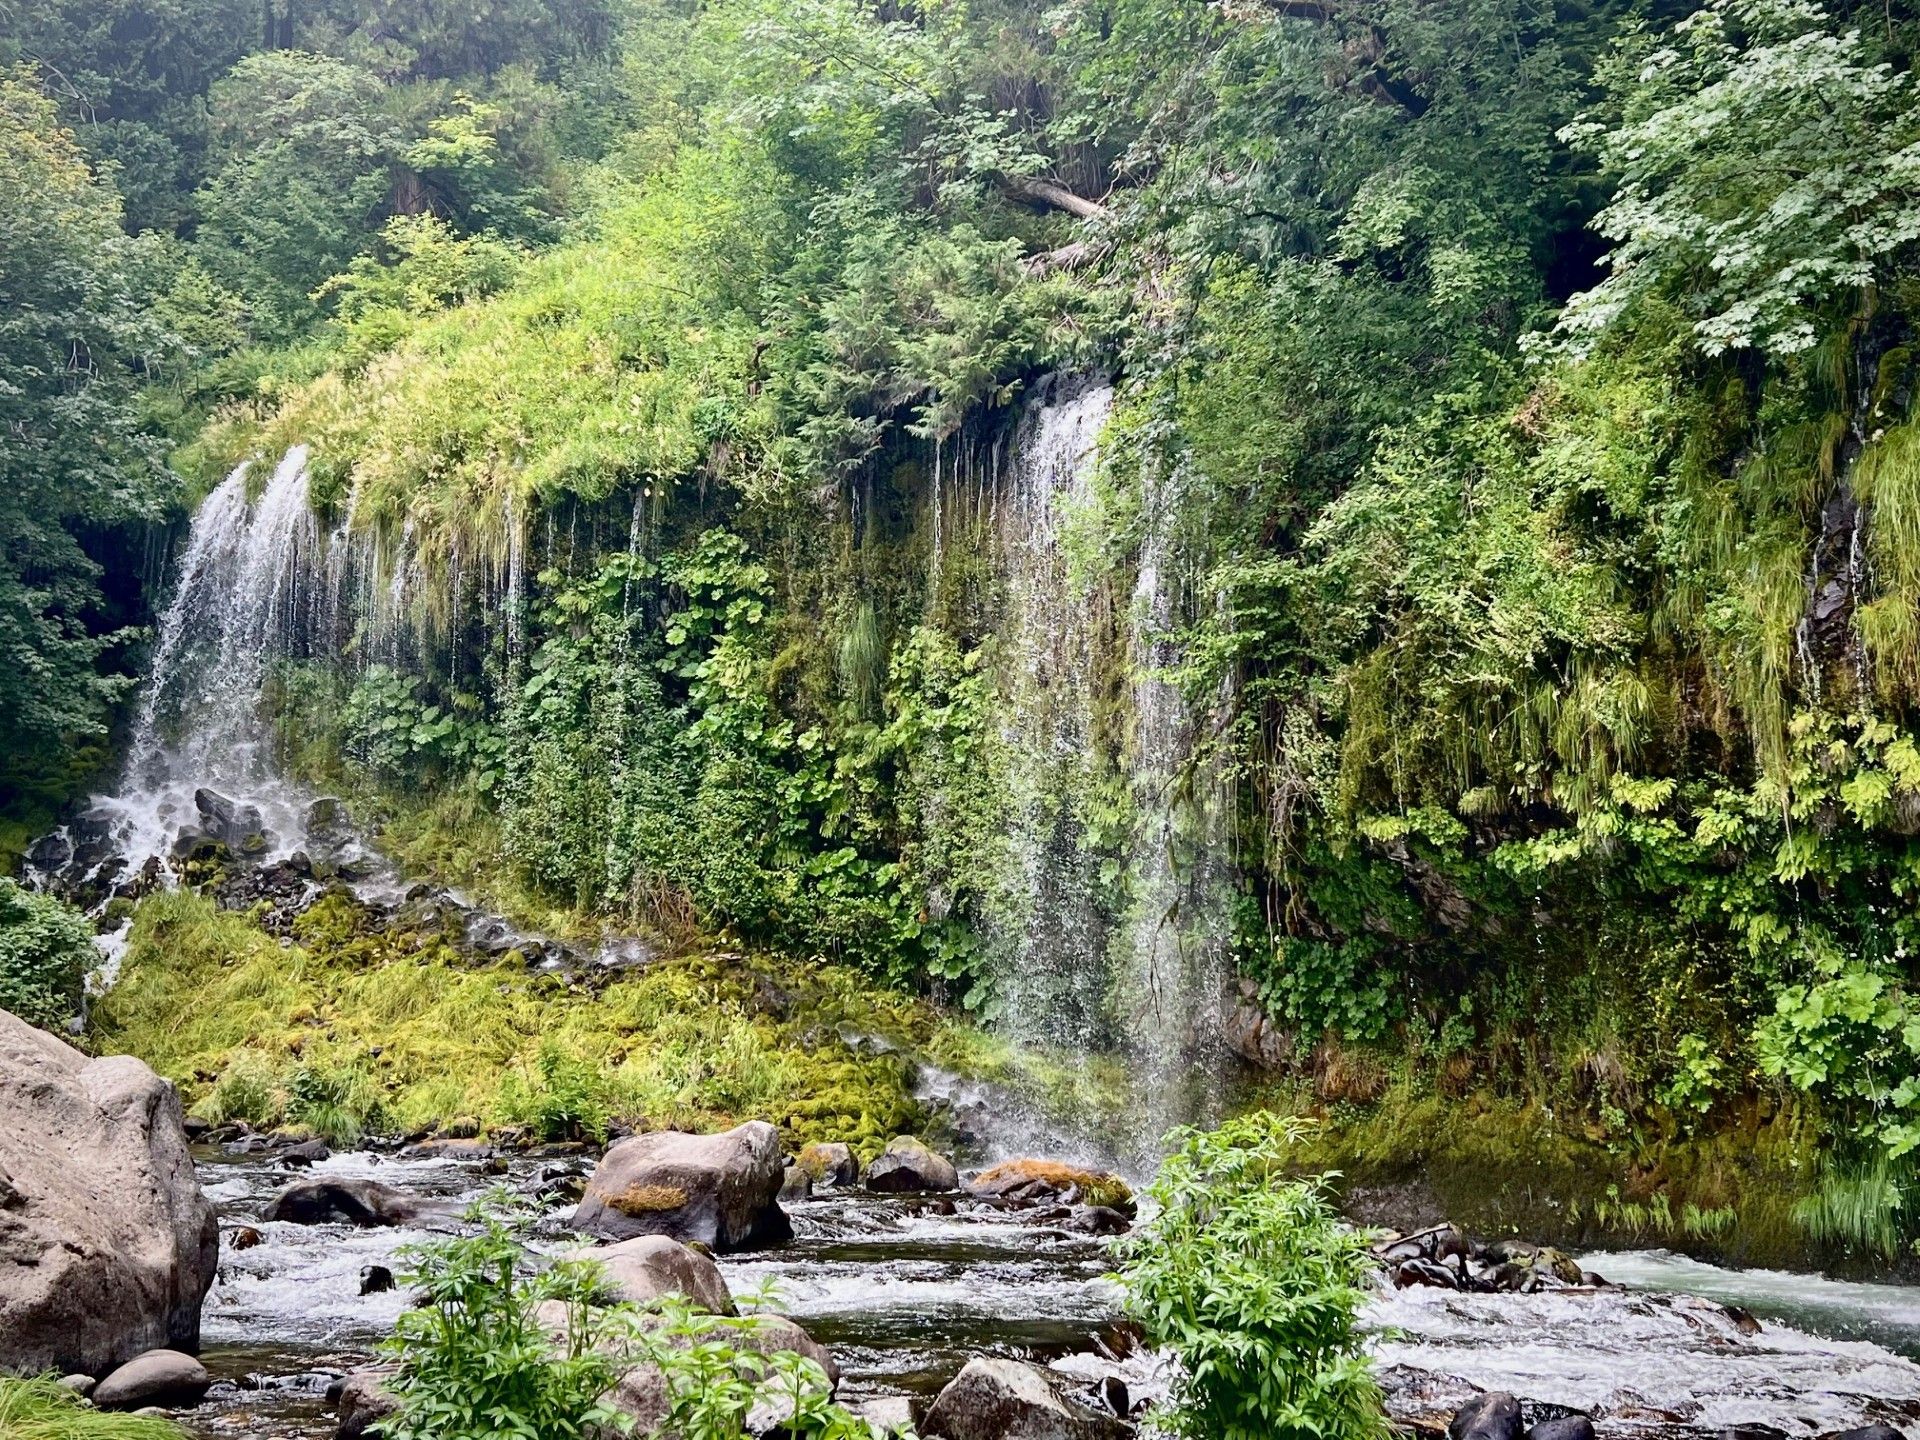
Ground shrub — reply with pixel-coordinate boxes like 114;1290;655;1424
378;1196;889;1440
0;879;94;1029
0;1376;184;1439
1114;1113;1388;1440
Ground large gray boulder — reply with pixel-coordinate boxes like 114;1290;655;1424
589;1234;735;1315
864;1136;959;1194
91;1349;211;1410
571;1122;791;1251
923;1357;1130;1440
0;1008;219;1377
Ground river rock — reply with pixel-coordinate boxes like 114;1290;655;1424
1528;1418;1595;1440
796;1141;859;1187
968;1159;1134;1213
194;787;269;853
590;1234;735;1314
1451;1392;1524;1440
263;1177;454;1227
779;1164;813;1204
334;1370;400;1440
92;1349;212;1410
864;1136;959;1194
922;1356;1130;1440
571;1121;791;1251
0;1008;219;1377
1823;1429;1905;1440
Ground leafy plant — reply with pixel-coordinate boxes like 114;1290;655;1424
1114;1114;1388;1440
0;880;95;1030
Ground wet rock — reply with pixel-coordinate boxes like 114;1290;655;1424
571;1121;791;1252
1822;1427;1906;1440
27;830;73;873
93;1349;213;1410
263;1177;454;1228
0;1009;218;1377
334;1369;400;1440
1099;1376;1129;1417
1450;1392;1523;1440
779;1164;813;1204
305;797;352;845
1724;1303;1763;1336
922;1356;1130;1440
1536;1248;1583;1286
1060;1204;1132;1236
797;1141;858;1187
1486;1262;1539;1294
1394;1258;1461;1290
1527;1418;1595;1440
967;1159;1134;1214
279;1137;331;1166
1223;978;1295;1070
229;1225;264;1250
400;1136;494;1160
358;1265;395;1296
590;1234;735;1315
864;1136;959;1194
194;788;269;854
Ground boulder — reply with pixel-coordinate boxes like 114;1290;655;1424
589;1234;735;1315
0;1008;219;1377
571;1122;791;1251
1822;1429;1905;1440
263;1177;454;1228
922;1357;1130;1440
1451;1392;1524;1440
359;1264;395;1295
1223;978;1296;1070
796;1141;859;1187
334;1369;401;1440
864;1136;959;1194
1394;1258;1461;1290
968;1159;1134;1213
779;1164;813;1204
1527;1418;1595;1440
92;1349;212;1410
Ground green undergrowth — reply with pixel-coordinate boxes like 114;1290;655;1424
91;887;940;1153
0;1378;184;1440
1267;1073;1839;1269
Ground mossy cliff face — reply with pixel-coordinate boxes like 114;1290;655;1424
91;887;931;1154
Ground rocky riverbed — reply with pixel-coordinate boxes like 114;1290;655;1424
110;1136;1920;1440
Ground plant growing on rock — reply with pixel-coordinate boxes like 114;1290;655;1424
1115;1113;1387;1440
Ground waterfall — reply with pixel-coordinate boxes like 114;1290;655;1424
98;448;330;876
988;380;1115;1055
983;377;1231;1161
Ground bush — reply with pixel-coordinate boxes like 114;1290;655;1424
1114;1113;1388;1440
0;879;94;1029
0;1376;184;1439
378;1196;888;1440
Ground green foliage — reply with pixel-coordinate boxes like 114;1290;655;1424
0;1376;185;1440
379;1197;633;1440
0;880;94;1029
1115;1114;1387;1440
0;75;175;817
1555;0;1920;358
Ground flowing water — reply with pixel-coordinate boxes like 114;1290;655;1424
175;1148;1920;1440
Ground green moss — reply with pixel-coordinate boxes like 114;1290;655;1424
91;888;933;1151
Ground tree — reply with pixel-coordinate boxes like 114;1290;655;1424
0;72;173;818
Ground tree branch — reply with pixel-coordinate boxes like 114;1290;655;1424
1002;175;1108;221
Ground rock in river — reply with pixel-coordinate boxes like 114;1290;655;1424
922;1356;1130;1440
571;1120;791;1251
263;1176;455;1227
588;1233;736;1314
1451;1392;1524;1440
0;1007;218;1378
92;1349;213;1410
864;1135;959;1194
796;1140;859;1187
